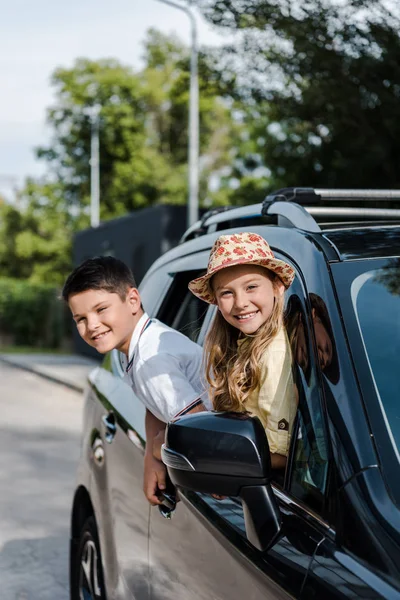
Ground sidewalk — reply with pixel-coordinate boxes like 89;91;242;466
0;352;100;393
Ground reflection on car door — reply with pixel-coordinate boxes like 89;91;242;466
150;488;324;600
89;357;150;599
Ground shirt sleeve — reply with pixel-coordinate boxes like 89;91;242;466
135;351;205;423
257;343;294;455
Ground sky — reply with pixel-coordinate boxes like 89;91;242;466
0;0;223;200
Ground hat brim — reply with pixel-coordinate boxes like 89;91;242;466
188;257;295;304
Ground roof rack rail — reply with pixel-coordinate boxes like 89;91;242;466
262;187;400;230
180;206;234;243
180;187;400;243
265;187;400;204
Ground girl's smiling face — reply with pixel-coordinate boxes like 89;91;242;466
212;264;284;335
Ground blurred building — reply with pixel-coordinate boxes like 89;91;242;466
73;204;188;358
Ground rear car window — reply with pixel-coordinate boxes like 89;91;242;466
351;262;400;451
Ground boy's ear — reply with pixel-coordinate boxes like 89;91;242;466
126;287;142;313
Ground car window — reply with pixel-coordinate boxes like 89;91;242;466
285;279;330;515
332;258;400;503
351;264;400;451
197;305;217;347
157;270;209;343
139;265;172;317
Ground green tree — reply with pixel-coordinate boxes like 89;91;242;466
36;29;239;219
194;0;400;189
0;180;77;284
0;201;27;279
0;29;244;284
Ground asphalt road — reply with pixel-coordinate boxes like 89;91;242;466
0;362;83;600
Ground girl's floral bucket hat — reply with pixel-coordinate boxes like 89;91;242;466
188;232;295;305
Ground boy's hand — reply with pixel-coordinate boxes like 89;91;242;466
152;429;165;461
143;453;166;506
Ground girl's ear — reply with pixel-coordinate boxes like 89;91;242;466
274;279;285;297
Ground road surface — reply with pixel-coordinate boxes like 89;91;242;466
0;362;83;600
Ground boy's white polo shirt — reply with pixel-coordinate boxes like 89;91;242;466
121;312;209;423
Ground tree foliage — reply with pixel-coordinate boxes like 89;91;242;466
36;29;237;220
0;180;77;284
194;0;400;189
3;9;399;286
0;30;241;283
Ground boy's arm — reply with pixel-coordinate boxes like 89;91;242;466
137;351;210;423
143;409;167;505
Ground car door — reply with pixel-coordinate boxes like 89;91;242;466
298;259;400;600
149;267;333;600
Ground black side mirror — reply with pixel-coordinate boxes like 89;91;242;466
162;411;282;551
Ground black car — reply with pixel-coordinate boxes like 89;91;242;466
70;188;400;600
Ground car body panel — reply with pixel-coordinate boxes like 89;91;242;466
145;226;338;279
87;364;150;599
303;467;400;599
149;489;319;600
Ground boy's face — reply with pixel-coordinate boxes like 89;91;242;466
68;287;142;356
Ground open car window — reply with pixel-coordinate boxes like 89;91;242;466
157;270;209;343
285;280;330;516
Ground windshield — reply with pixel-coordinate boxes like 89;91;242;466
351;262;400;452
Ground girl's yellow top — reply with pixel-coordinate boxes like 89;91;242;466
238;327;297;456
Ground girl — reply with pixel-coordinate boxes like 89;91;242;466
189;232;297;469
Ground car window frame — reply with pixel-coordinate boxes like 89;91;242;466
189;253;335;529
279;263;333;524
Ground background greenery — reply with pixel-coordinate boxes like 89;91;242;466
1;1;399;346
0;278;65;348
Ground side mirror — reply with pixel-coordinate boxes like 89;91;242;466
162;411;282;551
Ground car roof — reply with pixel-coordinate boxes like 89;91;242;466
144;224;339;280
145;191;400;278
322;226;400;261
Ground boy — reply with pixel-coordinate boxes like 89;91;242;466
62;256;208;505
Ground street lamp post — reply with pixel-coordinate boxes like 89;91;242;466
87;104;101;228
154;0;199;228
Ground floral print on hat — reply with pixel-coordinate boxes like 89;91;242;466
188;232;295;304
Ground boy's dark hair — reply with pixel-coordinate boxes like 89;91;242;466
62;256;137;302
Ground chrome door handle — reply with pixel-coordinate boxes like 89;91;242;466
102;413;117;444
158;492;177;519
157;478;177;519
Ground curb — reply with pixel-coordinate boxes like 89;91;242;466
0;356;85;394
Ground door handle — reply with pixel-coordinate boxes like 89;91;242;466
157;476;177;519
102;412;117;444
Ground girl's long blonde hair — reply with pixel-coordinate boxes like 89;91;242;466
204;274;285;412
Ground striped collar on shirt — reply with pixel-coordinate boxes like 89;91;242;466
125;313;152;373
